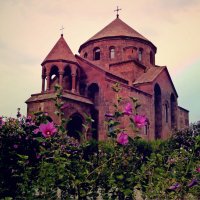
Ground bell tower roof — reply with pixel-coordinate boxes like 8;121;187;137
42;34;77;65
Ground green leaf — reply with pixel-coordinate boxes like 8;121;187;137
124;188;132;196
17;154;28;160
35;137;45;143
116;174;124;180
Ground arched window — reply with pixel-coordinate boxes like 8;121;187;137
84;52;88;58
165;101;169;123
171;94;177;129
50;66;59;80
63;66;72;90
93;48;100;60
144;125;148;135
150;51;154;65
154;83;162;139
49;66;59;90
67;114;83;141
87;83;99;106
138;48;143;62
109;47;115;59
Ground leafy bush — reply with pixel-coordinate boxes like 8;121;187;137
0;86;199;199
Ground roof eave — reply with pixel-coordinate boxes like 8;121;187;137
78;36;157;53
41;59;79;66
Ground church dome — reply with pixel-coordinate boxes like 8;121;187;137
79;17;156;52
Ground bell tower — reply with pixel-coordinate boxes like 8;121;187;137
26;34;90;125
41;34;79;94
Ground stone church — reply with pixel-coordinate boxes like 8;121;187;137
26;15;189;141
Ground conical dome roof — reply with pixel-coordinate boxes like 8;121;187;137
42;34;77;65
79;17;155;51
89;17;148;41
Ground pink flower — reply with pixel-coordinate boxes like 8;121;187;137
27;115;32;120
187;179;198;188
39;122;57;138
26;122;30;126
33;128;40;134
133;115;147;128
13;144;18;149
168;183;180;190
117;132;129;145
196;167;200;173
167;158;176;164
123;103;132;116
44;112;48;116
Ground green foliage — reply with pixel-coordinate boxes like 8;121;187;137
0;85;200;199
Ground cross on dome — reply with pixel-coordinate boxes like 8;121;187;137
60;26;64;36
114;6;122;18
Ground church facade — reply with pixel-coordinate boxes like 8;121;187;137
26;16;189;141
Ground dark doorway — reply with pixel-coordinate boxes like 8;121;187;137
67;114;83;141
154;84;162;139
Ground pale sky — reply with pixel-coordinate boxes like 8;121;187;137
0;0;200;122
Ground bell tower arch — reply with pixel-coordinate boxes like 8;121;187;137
41;34;79;94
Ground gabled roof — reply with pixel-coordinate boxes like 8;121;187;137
133;66;165;85
42;34;77;65
133;66;178;97
178;106;189;113
109;59;146;70
79;17;156;52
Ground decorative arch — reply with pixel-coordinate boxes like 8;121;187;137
63;66;72;90
171;93;177;129
67;113;83;141
154;83;162;139
93;47;100;60
49;66;59;90
109;46;115;59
